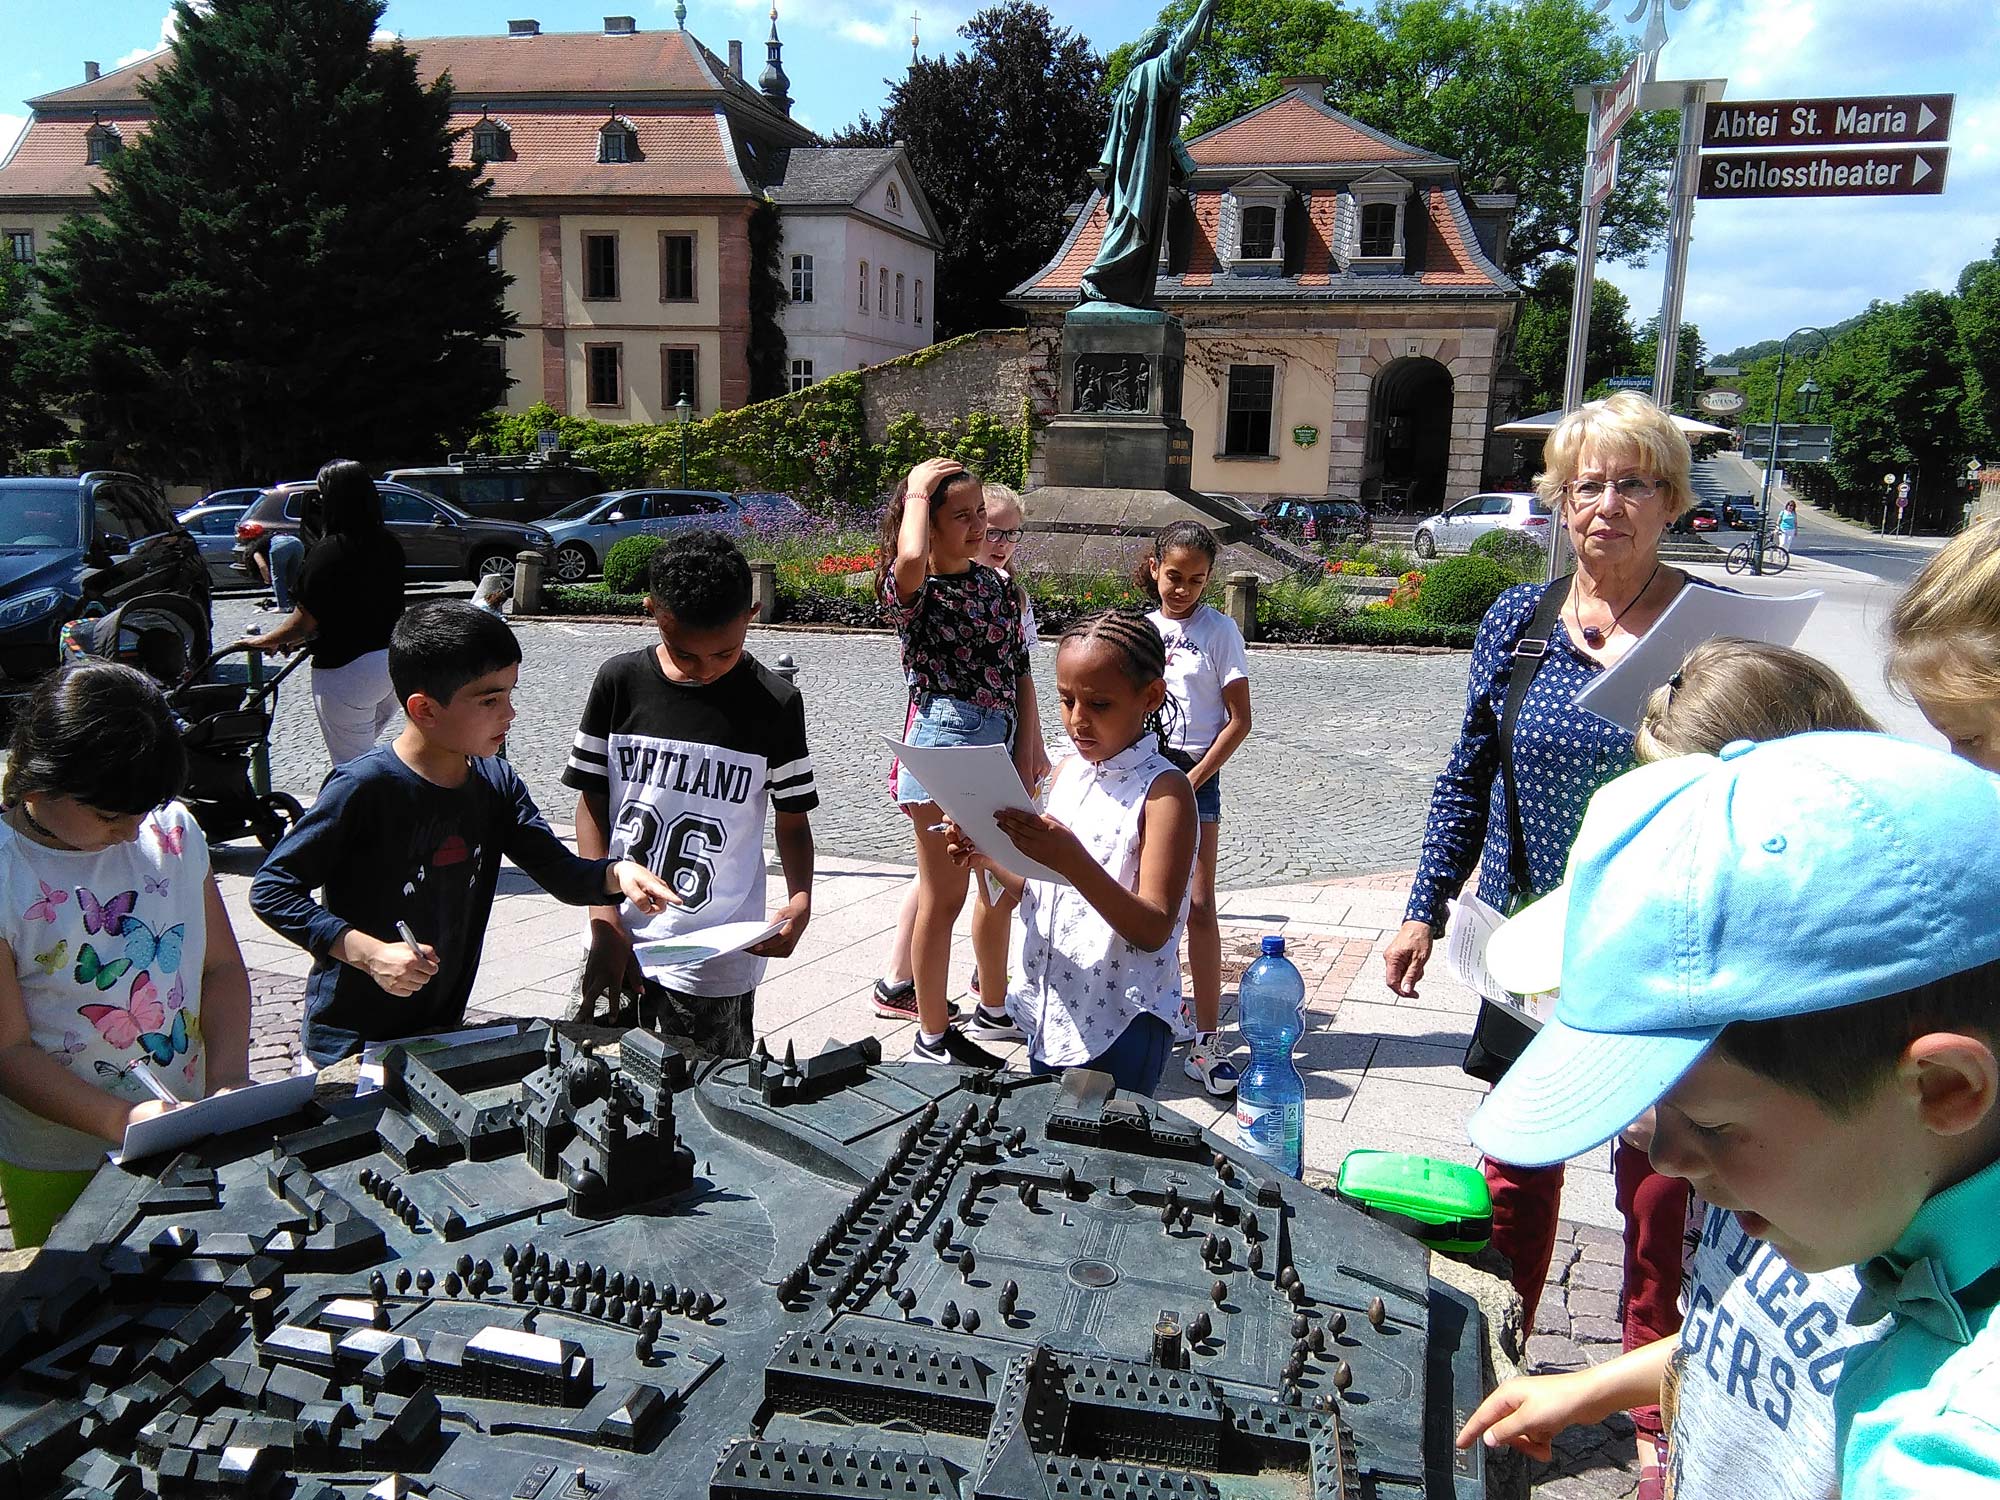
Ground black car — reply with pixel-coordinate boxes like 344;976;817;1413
382;456;606;524
1260;498;1373;544
232;481;554;582
0;472;211;684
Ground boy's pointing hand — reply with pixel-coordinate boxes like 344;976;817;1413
611;860;681;915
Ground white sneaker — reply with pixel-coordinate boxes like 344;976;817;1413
1185;1043;1240;1098
962;1006;1026;1044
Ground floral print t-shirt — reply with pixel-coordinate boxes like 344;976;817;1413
881;562;1030;715
0;803;210;1170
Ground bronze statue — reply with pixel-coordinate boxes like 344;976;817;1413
1079;0;1217;309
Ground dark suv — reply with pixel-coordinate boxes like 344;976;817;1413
0;472;211;683
1261;498;1373;544
232;481;554;582
382;456;606;524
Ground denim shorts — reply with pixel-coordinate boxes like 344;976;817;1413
895;694;1013;806
1194;771;1222;824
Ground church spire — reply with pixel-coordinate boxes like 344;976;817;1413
910;8;920;68
759;1;792;115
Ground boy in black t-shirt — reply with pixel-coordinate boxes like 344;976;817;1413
253;602;677;1064
564;530;817;1058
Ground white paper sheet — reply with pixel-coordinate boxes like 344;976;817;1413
634;918;787;975
1573;585;1822;732
356;1023;522;1095
881;736;1066;885
1445;894;1553;1025
112;1073;317;1165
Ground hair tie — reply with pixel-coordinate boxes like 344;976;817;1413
1666;670;1684;696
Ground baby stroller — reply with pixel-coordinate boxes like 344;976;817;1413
63;598;311;849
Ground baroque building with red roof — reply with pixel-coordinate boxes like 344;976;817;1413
1010;79;1523;508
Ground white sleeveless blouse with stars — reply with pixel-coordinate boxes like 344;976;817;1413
1006;741;1195;1069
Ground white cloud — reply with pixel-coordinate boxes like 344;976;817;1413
0;113;25;164
112;1;210;71
839;19;894;47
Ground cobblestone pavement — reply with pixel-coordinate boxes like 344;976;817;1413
216;597;1469;889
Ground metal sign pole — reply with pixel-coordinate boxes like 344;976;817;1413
1548;89;1606;582
1652;81;1709;408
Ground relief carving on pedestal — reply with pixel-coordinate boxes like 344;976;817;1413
1073;355;1152;414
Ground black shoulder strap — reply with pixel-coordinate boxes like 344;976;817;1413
1499;575;1573;907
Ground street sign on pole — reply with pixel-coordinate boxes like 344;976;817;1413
1703;94;1953;149
1742;424;1835;465
1606;375;1654;392
1599;55;1647;150
1587;138;1621;207
1697;148;1948;199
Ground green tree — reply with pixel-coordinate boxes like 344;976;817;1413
747;198;790;404
29;0;512;483
1955;238;2000;459
1633;315;1706;408
1509;261;1637;411
1107;0;1675;277
832;2;1108;336
0;257;64;467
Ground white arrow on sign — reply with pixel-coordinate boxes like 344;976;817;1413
1918;102;1938;133
1914;155;1933;185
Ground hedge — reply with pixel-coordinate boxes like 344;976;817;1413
1468;528;1547;582
1416;554;1510;626
603;534;666;595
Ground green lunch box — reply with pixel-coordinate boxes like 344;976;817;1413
1335;1150;1493;1254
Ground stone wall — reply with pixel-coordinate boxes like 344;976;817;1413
859;327;1039;445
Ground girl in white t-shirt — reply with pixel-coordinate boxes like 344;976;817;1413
0;662;254;1245
946;610;1198;1095
1137;522;1252;1098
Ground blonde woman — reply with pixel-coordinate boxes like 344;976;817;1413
1383;392;1705;1463
1888;516;2000;771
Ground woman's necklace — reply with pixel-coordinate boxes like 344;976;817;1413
1573;561;1662;649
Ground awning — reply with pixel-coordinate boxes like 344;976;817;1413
1493;407;1731;438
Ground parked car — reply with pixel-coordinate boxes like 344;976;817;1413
178;494;259;581
1671;501;1720;534
1261;499;1373;545
544;489;809;583
1412;492;1551;558
232;481;553;583
382;456;606;524
1721;496;1761;530
0;472;211;686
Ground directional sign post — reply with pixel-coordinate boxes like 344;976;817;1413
1699;148;1947;199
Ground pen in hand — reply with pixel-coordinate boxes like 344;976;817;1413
396;921;433;959
129;1061;180;1105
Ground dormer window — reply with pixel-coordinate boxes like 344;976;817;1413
1223;175;1289;273
471;119;512;164
598;118;640;164
85;122;122;165
1240;205;1277;260
885;182;901;214
1358;203;1396;257
1345;170;1410;268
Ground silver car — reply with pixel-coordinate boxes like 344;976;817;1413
1412;491;1551;558
178;493;260;582
544;489;806;583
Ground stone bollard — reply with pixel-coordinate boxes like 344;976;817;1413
773;652;799;685
513;550;545;616
1223;571;1259;643
748;559;779;623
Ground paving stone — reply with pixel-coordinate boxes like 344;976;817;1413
1565;1258;1625;1295
1571;1315;1625;1346
1564;1288;1621;1323
1525;1333;1588;1373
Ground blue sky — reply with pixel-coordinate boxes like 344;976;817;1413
1;0;1993;357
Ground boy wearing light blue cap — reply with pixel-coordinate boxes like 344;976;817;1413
1456;732;2000;1499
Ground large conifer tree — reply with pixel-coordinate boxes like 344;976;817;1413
32;0;511;483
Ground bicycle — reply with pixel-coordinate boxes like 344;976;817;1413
1724;531;1790;575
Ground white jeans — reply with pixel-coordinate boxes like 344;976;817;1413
311;649;397;767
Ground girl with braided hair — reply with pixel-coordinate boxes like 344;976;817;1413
945;609;1198;1096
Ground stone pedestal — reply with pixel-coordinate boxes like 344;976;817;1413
1025;304;1309;578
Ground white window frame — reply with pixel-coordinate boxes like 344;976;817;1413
878;266;889;319
790;253;814;303
789;358;815;392
895;273;905;322
914;279;924;326
5;230;32;266
1346;171;1411;267
858;260;869;312
1223;175;1289;272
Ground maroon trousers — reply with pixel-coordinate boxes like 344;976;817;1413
1483;1142;1690;1438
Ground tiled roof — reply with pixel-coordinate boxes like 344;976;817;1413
29;27;782;110
0;113;151;199
1009;180;1514;302
1186;90;1451;169
448;105;751;198
769;148;898;206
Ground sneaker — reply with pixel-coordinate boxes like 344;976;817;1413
909;1028;1004;1068
1185;1043;1240;1098
962;1005;1026;1043
872;978;961;1023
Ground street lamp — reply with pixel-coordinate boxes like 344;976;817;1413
1795;377;1820;417
674;392;692;487
1756;327;1827;573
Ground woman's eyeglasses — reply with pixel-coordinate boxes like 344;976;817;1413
986;527;1024;544
1567;477;1661;502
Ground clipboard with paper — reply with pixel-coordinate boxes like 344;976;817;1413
881;736;1067;885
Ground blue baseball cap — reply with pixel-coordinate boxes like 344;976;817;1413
1470;732;2000;1169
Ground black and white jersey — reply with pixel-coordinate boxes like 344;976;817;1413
563;647;816;995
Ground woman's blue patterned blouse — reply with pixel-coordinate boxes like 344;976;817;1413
1404;582;1639;930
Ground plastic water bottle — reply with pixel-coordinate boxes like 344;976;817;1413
1234;935;1306;1178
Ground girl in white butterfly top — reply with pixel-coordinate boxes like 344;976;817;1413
947;610;1198;1096
0;662;253;1246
